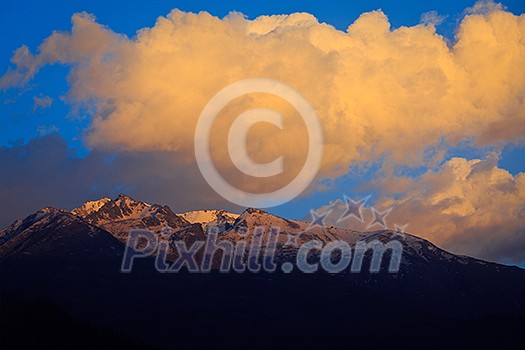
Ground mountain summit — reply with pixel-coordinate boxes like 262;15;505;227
71;194;190;240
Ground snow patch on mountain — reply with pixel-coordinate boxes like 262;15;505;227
180;209;239;225
72;197;112;217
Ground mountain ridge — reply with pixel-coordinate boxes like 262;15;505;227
2;194;524;271
1;194;524;349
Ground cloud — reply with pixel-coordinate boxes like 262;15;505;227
465;0;505;16
420;11;447;27
380;154;525;264
318;154;525;265
0;4;523;196
36;125;58;135
33;95;53;112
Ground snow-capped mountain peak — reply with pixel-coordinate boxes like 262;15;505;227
70;195;189;239
77;194;151;224
71;197;112;217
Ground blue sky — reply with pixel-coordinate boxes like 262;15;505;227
1;1;524;264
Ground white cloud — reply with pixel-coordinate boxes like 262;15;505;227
315;154;525;264
379;154;525;264
420;11;447;27
36;124;58;135
1;6;523;191
33;95;53;111
465;0;505;16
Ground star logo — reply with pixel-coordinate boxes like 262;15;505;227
284;232;302;247
367;207;393;229
337;195;369;223
308;209;331;230
392;223;409;238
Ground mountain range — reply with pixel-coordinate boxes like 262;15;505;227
1;194;524;349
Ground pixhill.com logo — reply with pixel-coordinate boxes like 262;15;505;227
120;225;403;274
